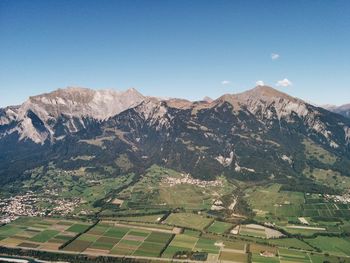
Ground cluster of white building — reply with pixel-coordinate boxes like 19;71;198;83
0;192;45;223
0;191;82;223
48;198;81;216
324;193;350;204
163;174;223;188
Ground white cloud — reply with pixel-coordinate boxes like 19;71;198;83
276;78;292;87
256;80;265;86
221;80;231;85
271;53;280;60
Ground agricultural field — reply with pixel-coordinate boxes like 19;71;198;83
249;243;277;255
162;233;199;258
206;220;232;234
270;250;350;263
183;229;201;237
251;253;279;263
266;238;314;250
111;220;174;231
0;217;92;250
218;251;248;262
250;243;279;263
281;225;327;236
308;254;350;263
278;248;311;263
162;233;225;259
114;214;165;223
304;236;350;257
245;184;304;219
164;212;213;230
303;194;350;220
216;239;248;262
116;165;236;212
193;237;220;254
239;224;266;238
246;184;350;222
222;240;247;251
63;221;174;257
2;216;350;262
237;224;284;239
245;184;350;236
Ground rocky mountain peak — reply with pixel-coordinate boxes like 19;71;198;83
1;87;146;144
237;85;297;102
215;86;306;115
214;86;298;112
1;85;350;185
25;86;144;119
211;86;350;150
30;86;95;102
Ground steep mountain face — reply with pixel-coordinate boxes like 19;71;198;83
0;87;145;144
1;86;350;186
231;87;350;150
82;86;350;179
324;104;350;119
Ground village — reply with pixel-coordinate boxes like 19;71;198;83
0;191;80;224
324;193;350;204
162;173;223;188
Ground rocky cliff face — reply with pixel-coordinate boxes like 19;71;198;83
0;87;145;144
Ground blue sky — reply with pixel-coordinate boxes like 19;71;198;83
1;0;350;107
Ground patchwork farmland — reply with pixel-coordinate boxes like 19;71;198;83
1;215;350;263
64;221;174;257
0;216;248;262
0;217;92;250
164;212;213;230
207;220;233;234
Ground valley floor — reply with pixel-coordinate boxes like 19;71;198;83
1;167;350;262
0;215;350;263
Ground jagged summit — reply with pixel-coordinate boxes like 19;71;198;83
1;85;350;148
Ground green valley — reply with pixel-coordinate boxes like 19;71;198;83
1;166;350;262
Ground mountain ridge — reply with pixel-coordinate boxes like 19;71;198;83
323;103;350;119
0;87;145;143
1;85;350;185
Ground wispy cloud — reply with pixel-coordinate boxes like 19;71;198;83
271;53;280;60
256;80;265;86
221;80;231;85
276;78;292;87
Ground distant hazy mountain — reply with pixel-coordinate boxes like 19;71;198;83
323;104;350;119
1;85;350;185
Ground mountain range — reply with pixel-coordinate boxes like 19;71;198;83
323;104;350;119
1;86;350;188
